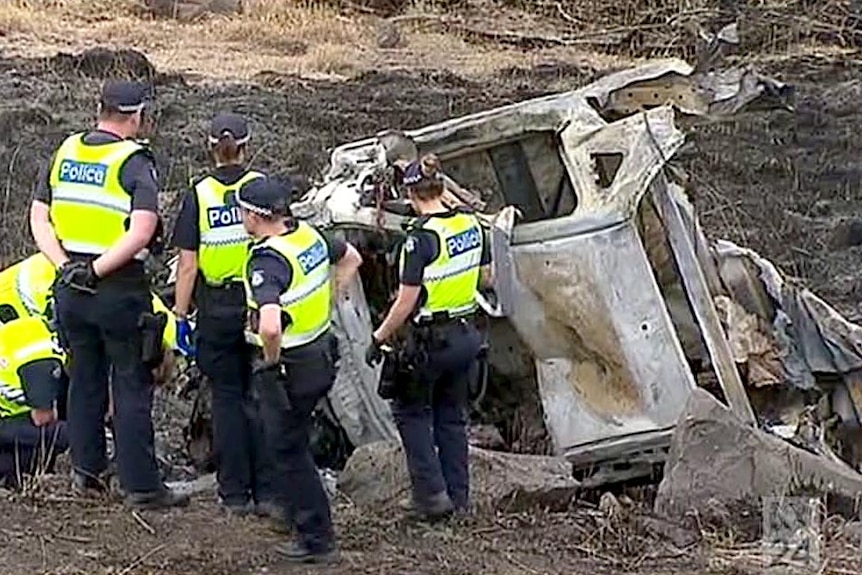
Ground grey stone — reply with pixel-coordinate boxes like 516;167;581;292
338;440;579;513
655;389;862;528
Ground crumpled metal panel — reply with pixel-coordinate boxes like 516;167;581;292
508;219;698;457
490;106;698;460
329;275;398;445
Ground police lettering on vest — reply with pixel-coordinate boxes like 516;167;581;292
206;204;243;229
58;160;108;187
445;227;481;258
297;239;327;275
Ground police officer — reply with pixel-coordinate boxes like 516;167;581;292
0;252;57;323
29;80;188;509
236;177;362;563
0;316;69;489
170;112;277;515
365;153;492;519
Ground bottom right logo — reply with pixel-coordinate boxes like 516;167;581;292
761;496;823;570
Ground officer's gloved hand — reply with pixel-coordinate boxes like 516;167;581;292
365;335;384;367
58;261;97;294
176;319;196;358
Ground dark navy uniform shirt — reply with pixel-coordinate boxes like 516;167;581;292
170;165;258;251
248;221;348;307
399;210;491;286
35;130;159;213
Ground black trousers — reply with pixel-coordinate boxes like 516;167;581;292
54;280;163;493
0;415;68;488
195;284;275;506
391;321;481;510
253;332;337;551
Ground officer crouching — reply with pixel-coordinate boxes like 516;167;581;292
29;80;188;509
0;317;69;489
366;154;493;520
235;177;362;564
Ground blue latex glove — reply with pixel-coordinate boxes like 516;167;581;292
177;318;196;358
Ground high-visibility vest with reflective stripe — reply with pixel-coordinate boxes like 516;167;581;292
195;170;263;285
0;317;65;419
401;212;483;322
47;133;147;260
243;222;332;349
151;292;177;351
0;253;56;322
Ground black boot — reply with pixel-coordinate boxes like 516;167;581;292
273;540;337;564
125;486;190;510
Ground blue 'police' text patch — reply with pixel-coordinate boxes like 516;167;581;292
445;227;481;257
58;160;108;187
297;239;327;274
207;205;243;228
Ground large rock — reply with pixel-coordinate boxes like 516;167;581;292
338;440;579;512
655;389;862;531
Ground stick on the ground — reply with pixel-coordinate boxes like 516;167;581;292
131;510;156;535
119;543;168;575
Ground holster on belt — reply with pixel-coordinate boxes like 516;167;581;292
377;327;431;403
139;311;168;369
377;344;416;400
470;341;490;402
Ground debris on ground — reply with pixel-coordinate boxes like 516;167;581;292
338;439;580;512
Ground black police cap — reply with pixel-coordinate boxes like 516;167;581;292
235;177;293;217
210;112;250;145
99;80;149;114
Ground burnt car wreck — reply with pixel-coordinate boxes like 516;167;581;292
167;54;862;492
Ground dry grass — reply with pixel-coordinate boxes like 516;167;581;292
0;0;635;80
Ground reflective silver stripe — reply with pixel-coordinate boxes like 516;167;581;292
244;319;331;350
0;380;26;403
14;340;57;362
200;225;249;246
52;185;131;214
60;240;148;261
15;266;43;317
278;267;329;308
423;255;481;283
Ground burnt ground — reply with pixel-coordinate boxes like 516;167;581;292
2;44;862;574
0;479;708;575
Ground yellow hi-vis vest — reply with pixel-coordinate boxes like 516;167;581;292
0;253;57;322
195;170;264;285
0;317;65;419
243;222;332;350
402;212;483;323
47;133;147;260
151;293;177;352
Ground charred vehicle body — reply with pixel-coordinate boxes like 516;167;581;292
167;56;862;487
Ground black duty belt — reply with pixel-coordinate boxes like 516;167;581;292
413;311;475;328
201;279;244;292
